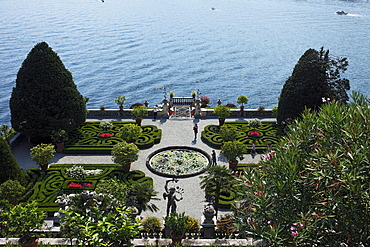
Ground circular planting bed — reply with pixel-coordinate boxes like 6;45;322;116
146;146;211;178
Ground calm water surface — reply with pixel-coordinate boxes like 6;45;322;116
1;0;369;125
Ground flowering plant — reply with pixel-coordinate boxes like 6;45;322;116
249;131;261;137
99;132;112;138
67;182;92;188
99;121;113;131
149;150;208;176
66;165;86;180
200;95;210;107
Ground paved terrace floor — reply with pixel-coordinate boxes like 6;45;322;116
12;116;276;222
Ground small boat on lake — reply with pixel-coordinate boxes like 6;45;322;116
336;10;348;15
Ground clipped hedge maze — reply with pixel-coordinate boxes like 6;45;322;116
64;121;162;154
27;165;154;213
201;121;279;151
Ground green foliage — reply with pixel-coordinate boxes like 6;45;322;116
59;191;141;246
117;123;143;143
111;141;139;166
216;214;236;234
65;165;86;180
236;92;370;246
50;129;68;143
27;166;152;212
114;95;126;106
0;201;46;240
200;166;237;215
0;125;12;141
0;137;26;184
220;125;238;142
164;212;191;237
95;178;129;202
131;106;148;120
271;106;278;117
10;42;86;139
277;47;350;124
141;216;162;233
236;95;249;106
30;143;55;166
248;118;262;128
125;182;159;215
221;141;247;162
201;122;279;151
63;122;162;153
186;216;200;233
214;105;231;119
99;121;113;131
0;180;26;203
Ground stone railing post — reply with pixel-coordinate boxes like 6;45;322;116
194;99;201;118
201;205;216;238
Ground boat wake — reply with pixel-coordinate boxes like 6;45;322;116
347;14;368;17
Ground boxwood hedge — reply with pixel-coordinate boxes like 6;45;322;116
201;121;279;151
63;122;162;154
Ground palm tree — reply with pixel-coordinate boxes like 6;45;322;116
126;182;159;215
200;166;236;218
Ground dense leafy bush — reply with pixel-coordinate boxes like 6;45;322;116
235;92;370;246
10;42;86;139
0;137;26;185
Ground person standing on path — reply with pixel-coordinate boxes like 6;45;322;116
153;105;158;120
211;150;217;166
193;123;198;140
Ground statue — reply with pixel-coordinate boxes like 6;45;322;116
163;178;183;216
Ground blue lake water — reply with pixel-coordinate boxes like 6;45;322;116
1;0;369;126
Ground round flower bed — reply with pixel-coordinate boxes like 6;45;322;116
99;132;112;138
146;146;211;178
249;131;261;137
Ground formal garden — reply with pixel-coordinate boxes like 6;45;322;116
1;43;369;246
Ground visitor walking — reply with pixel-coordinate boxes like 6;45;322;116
193;123;198;139
153;105;158;119
251;142;257;154
211;150;217;166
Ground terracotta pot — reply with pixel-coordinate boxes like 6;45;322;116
18;237;39;247
56;142;64;153
135;119;142;126
122;162;131;172
228;160;238;171
218;118;225;126
119;105;124;111
170;231;184;244
40;163;48;171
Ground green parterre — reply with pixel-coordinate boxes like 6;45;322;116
26;165;153;213
201;121;279;151
63;121;162;154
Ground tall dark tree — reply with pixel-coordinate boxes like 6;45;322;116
0;137;26;185
277;47;350;124
10;42;86;139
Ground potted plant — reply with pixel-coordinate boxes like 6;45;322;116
114;95;127;111
117;124;142;143
0;201;46;247
169;91;175;99
191;91;197;99
0;180;25;205
51;129;68;153
237;95;249;112
30;143;55;171
214;104;231;126
200;95;210;108
99;121;113;131
164;212;191;244
142;216;162;236
111;141;139;172
131;106;148;126
221;141;247;170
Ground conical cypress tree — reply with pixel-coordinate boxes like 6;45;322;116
0;137;26;185
277;48;349;125
10;42;86;139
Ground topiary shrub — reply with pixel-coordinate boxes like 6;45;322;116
0;180;26;203
142;216;162;233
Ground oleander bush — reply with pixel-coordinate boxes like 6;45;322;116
201;121;278;151
26;165;154;213
63;121;162;154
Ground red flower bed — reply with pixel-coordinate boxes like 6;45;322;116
99;132;112;138
67;182;92;188
249;131;261;137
